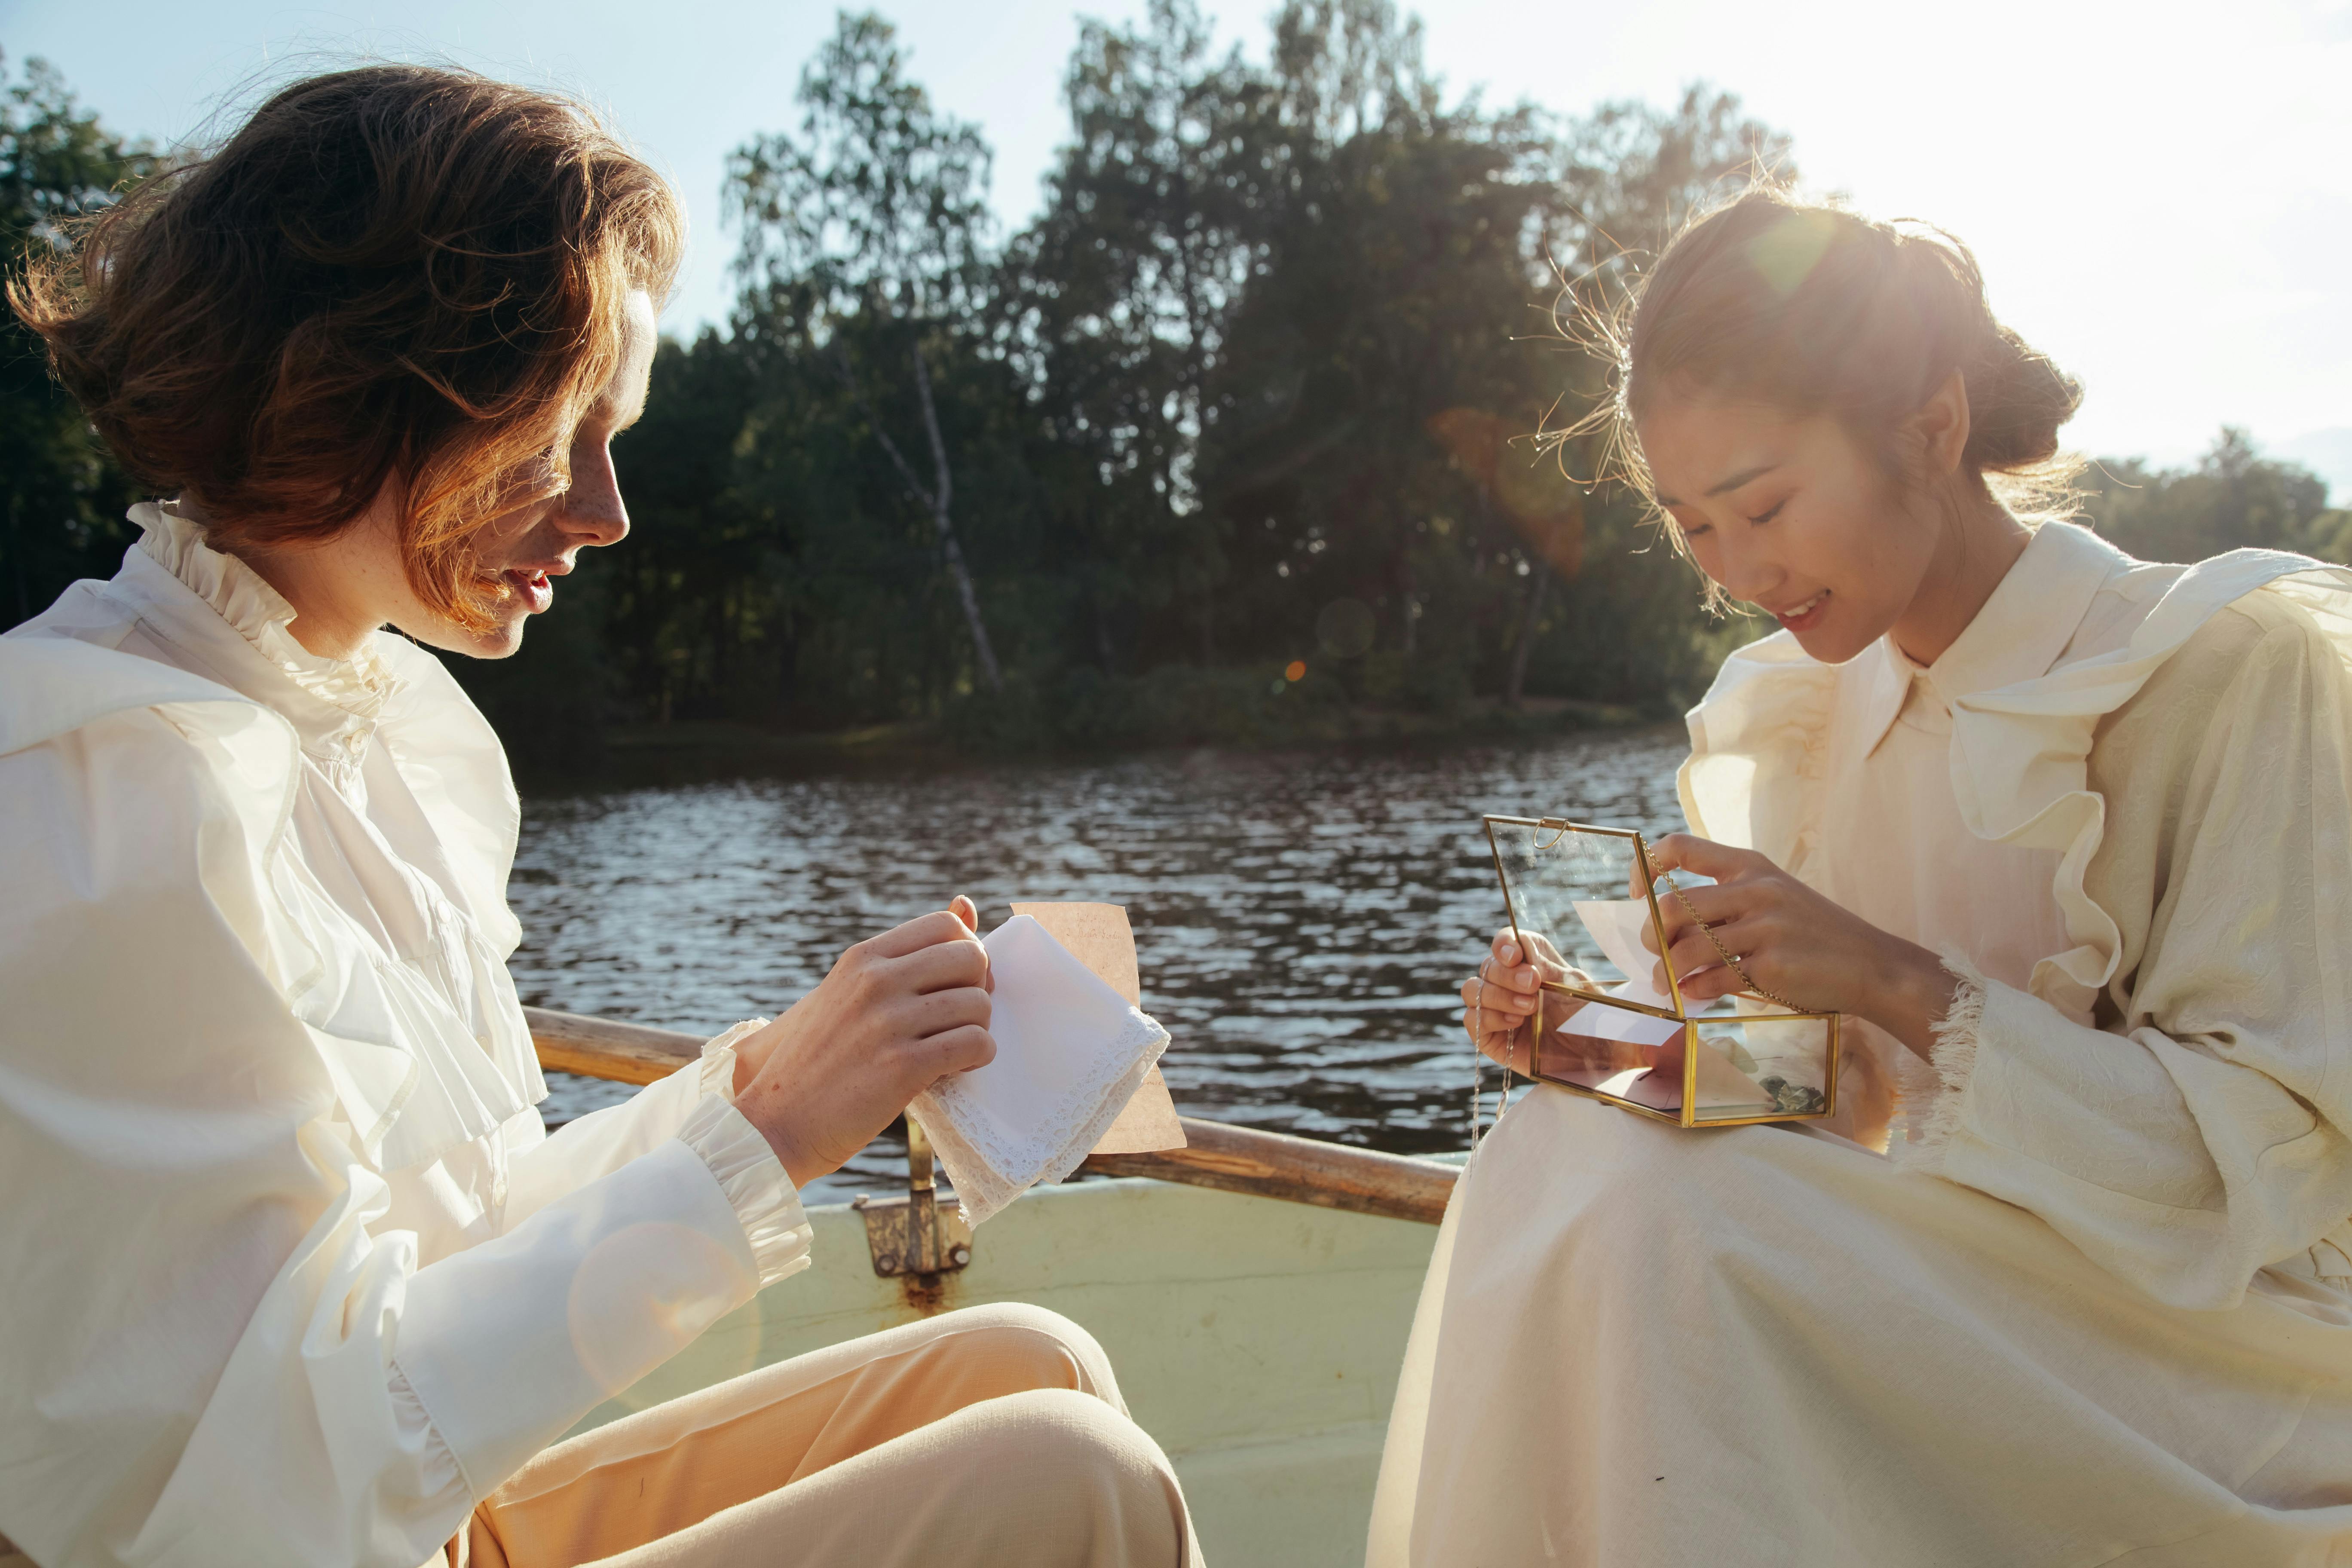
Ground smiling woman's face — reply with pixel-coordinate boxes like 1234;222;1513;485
1637;395;1942;666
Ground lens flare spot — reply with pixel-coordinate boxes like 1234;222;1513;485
1284;660;1306;682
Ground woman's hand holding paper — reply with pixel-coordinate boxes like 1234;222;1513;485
1640;833;1956;1058
733;895;996;1188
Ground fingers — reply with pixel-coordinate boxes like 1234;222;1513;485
1461;973;1535;1027
1643;833;1759;885
1650;879;1741;954
1480;954;1541;995
1490;928;1522;968
919;1023;997;1078
1523;931;1572;983
949;894;979;933
867;907;979;960
903;983;992;1038
1655;916;1767;1001
894;934;991;994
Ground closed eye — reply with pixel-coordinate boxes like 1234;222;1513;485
1748;500;1785;525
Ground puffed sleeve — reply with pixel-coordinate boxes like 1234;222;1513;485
1898;599;2352;1311
0;707;796;1568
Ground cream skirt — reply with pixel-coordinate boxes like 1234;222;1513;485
1368;1086;2352;1567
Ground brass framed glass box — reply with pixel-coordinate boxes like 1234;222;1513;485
1482;815;1841;1127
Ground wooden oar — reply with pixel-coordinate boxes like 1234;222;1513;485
526;1006;1458;1225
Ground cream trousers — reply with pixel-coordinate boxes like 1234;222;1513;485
458;1302;1200;1568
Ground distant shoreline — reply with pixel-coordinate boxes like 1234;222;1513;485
506;698;1677;796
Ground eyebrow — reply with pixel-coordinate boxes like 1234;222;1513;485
1654;464;1778;508
599;387;651;435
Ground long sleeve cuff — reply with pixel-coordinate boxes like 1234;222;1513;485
501;1019;770;1231
675;1093;813;1289
695;1017;765;1101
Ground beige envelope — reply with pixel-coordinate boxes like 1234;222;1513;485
1009;902;1187;1153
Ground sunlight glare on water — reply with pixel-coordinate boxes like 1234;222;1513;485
508;727;1689;1203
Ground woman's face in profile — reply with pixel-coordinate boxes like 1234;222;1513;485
1638;394;1941;666
400;288;660;660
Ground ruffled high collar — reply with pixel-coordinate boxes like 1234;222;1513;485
124;501;400;759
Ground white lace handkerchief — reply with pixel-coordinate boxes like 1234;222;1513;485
908;914;1171;1226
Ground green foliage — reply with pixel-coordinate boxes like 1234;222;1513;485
2079;428;2351;566
582;3;1792;753
12;40;2343;769
0;53;157;624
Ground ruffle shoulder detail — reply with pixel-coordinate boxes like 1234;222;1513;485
1678;628;1839;870
1947;549;2352;1020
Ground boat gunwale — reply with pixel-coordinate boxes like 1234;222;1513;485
526;1004;1459;1225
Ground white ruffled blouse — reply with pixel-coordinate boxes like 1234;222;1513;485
1682;519;2352;1309
0;505;811;1568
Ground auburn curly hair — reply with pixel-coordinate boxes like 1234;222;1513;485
7;64;684;630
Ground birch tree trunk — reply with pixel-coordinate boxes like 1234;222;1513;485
1504;562;1550;710
906;345;1003;694
835;341;1004;695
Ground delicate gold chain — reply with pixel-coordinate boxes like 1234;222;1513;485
1657;869;1801;1011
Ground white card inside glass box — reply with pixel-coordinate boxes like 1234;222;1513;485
1483;816;1841;1128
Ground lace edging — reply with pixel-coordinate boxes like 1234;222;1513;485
912;1008;1170;1227
1891;951;1988;1170
676;1093;811;1288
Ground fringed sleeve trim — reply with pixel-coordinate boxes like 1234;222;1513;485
1891;951;1989;1171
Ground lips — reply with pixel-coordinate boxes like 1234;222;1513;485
1773;590;1828;632
502;568;554;613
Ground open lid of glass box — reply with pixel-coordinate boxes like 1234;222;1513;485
1480;815;1840;1125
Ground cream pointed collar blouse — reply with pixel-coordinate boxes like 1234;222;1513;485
0;505;810;1568
1681;520;2352;1308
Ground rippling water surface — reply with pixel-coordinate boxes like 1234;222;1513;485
510;727;1689;1203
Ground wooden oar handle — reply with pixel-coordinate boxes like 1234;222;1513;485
523;1006;1458;1226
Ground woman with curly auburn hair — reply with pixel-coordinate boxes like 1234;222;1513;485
1370;190;2352;1566
0;66;1196;1568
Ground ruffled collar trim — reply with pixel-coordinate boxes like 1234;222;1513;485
1852;524;2124;758
131;500;399;747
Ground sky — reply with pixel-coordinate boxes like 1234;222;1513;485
5;0;2349;493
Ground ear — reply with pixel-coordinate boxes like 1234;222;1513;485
1907;369;1972;477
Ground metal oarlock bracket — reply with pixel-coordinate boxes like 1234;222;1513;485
854;1118;973;1278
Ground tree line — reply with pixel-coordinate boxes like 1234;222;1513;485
4;18;2345;771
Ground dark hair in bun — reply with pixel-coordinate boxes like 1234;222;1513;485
1566;186;2082;551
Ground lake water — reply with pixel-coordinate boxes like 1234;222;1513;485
509;725;1690;1204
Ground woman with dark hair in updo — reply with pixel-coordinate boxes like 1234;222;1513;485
0;67;1196;1568
1372;191;2352;1565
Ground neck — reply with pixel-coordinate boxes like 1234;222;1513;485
229;542;391;662
1887;486;2031;666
